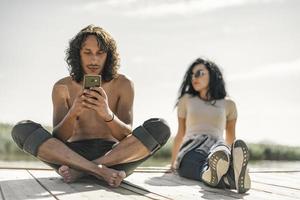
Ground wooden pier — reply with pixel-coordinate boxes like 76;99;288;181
0;166;300;200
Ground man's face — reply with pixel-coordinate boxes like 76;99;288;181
80;35;107;75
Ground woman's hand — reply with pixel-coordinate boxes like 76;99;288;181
170;164;177;173
82;87;113;121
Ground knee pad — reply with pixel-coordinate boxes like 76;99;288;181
132;118;170;154
11;120;52;156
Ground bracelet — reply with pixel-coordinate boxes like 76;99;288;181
104;113;114;122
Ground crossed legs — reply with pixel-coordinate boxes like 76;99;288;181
58;134;150;183
37;137;127;187
11;118;170;186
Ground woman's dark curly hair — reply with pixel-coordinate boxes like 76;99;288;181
65;25;120;82
176;58;227;105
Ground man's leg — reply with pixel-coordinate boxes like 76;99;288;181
100;118;170;166
11;120;125;187
60;118;171;181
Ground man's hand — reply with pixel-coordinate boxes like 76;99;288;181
82;87;113;121
69;90;86;118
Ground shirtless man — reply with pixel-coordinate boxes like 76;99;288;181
11;25;170;187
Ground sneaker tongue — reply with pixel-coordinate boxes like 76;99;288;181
224;165;237;189
223;176;230;185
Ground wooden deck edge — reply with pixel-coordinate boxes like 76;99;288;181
1;167;300;174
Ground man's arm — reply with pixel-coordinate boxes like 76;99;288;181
106;78;134;140
52;84;83;142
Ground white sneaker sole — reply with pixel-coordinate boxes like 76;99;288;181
202;150;229;187
232;140;251;193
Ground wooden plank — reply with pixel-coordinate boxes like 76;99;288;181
242;189;297;200
0;185;4;200
29;170;160;200
1;167;300;200
251;172;300;190
120;181;170;200
279;173;300;186
153;172;267;200
126;171;298;200
163;172;299;200
251;181;300;199
0;169;55;200
125;172;237;200
170;172;300;200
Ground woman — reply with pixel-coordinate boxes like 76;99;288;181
171;58;251;193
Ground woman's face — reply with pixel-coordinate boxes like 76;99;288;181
191;64;210;93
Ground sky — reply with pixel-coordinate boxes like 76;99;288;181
0;0;299;145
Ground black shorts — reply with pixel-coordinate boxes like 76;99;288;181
64;138;149;175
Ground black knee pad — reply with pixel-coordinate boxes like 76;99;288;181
11;120;52;156
132;118;170;154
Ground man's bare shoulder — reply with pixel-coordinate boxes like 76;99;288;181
52;76;73;98
114;74;134;88
54;76;73;87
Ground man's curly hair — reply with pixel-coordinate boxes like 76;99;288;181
66;25;120;83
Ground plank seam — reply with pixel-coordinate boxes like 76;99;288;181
251;187;300;199
253;180;300;191
27;170;59;200
3;167;300;173
250;170;300;173
0;167;174;173
0;184;6;200
0;167;52;171
121;181;173;200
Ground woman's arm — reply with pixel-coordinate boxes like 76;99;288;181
171;117;186;169
225;119;236;146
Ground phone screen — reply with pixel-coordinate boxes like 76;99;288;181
83;75;102;89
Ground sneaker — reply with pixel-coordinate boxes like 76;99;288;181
201;150;230;187
232;140;251;193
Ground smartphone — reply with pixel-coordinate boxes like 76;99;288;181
83;75;102;89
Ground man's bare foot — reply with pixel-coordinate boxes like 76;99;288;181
58;164;126;187
96;164;126;187
58;165;85;183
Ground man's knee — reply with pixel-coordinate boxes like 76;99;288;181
132;118;171;154
11;120;52;156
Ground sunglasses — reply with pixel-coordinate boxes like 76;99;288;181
191;69;206;79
